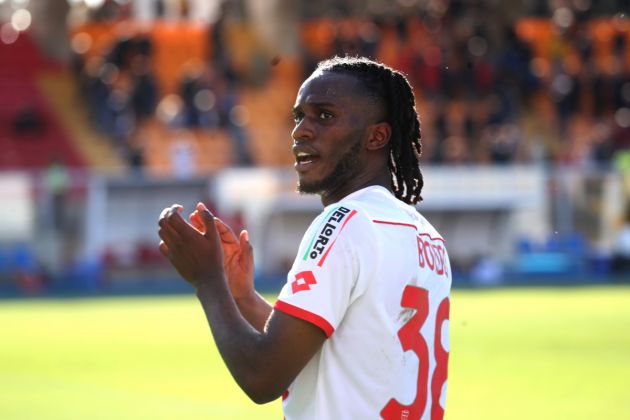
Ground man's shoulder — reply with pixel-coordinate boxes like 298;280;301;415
336;186;401;219
340;187;415;227
340;187;445;242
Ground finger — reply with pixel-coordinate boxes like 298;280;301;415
239;229;253;258
196;202;209;212
239;229;250;246
214;217;238;244
197;204;220;242
166;206;198;237
159;204;183;225
158;241;169;258
190;210;205;233
158;221;180;245
165;204;183;218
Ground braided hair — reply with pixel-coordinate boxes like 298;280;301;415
316;56;424;205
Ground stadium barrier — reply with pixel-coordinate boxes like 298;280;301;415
0;165;626;295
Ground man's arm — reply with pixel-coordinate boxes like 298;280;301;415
196;282;326;403
213;217;273;332
232;291;273;332
159;203;326;403
190;208;272;332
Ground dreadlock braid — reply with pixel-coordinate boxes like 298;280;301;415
316;56;424;205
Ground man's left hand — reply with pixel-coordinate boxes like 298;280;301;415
158;203;225;289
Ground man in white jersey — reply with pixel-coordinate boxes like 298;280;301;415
158;56;452;419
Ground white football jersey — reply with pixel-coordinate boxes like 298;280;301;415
275;186;452;420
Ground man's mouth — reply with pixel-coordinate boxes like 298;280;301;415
294;151;320;170
296;152;316;164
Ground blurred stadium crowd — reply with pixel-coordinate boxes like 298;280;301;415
62;0;630;172
0;0;629;294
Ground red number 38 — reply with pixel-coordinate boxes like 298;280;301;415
381;286;450;420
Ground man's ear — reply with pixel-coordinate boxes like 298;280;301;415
366;122;391;151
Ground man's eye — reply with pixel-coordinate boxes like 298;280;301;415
293;113;303;123
319;112;333;120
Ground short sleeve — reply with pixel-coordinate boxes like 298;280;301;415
274;204;377;337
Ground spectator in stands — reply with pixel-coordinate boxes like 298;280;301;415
130;55;158;122
84;58;116;134
154;0;165;18
108;36;136;72
89;0;131;22
213;76;252;166
612;36;630;112
126;135;145;175
109;81;136;147
589;121;614;165
210;0;239;84
180;64;206;128
486;123;522;164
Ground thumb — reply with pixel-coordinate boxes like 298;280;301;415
239;230;253;258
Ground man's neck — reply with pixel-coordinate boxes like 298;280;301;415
320;173;391;207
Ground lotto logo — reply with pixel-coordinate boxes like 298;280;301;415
291;270;317;294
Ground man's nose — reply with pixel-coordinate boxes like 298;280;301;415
291;117;314;141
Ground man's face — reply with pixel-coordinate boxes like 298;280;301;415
291;71;379;197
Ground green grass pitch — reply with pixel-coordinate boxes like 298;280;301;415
0;286;628;419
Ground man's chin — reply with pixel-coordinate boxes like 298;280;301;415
296;181;321;195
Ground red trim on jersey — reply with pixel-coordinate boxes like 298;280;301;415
372;219;418;230
417;232;446;243
317;209;358;267
282;390;289;401
274;300;334;337
373;220;446;243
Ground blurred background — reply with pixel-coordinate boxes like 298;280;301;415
1;2;630;419
0;0;629;296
